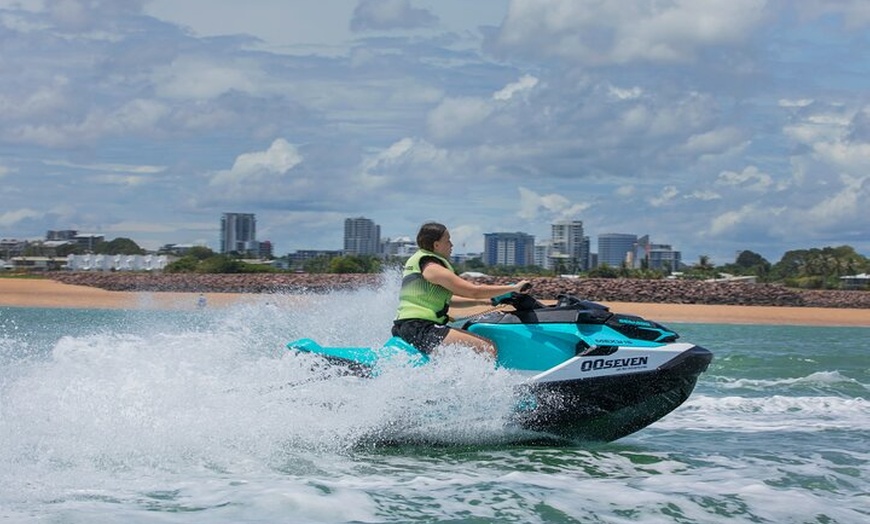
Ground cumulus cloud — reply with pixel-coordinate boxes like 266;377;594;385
716;166;774;192
0;208;43;228
707;205;753;236
784;103;870;176
358;137;455;192
805;174;870;226
209;138;303;187
649;185;679;207
813;141;870;173
154;57;263;100
427;97;494;142
688;189;721;201
491;0;766;64
358;137;415;188
8;98;170;148
448;223;482;254
679;127;747;156
493;75;539;101
608;85;644;101
427;75;539;142
350;0;438;32
704;203;790;240
0;79;70;121
45;0;146;32
518;187;590;221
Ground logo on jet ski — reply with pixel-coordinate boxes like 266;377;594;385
617;318;653;327
580;356;649;372
591;338;631;345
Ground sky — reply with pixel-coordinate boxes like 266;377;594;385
1;0;868;265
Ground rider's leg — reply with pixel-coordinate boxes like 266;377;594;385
440;328;497;359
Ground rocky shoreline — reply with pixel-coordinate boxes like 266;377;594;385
48;272;870;309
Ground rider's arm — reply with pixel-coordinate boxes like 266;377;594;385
422;262;529;300
450;296;489;306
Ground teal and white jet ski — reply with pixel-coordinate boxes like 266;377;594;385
287;291;713;442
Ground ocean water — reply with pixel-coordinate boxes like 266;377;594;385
0;283;867;523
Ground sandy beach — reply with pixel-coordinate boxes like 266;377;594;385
0;278;257;311
1;278;867;327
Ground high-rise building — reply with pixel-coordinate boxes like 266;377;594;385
483;232;535;266
534;241;552;270
598;233;637;268
636;235;681;272
221;213;257;254
550;220;588;272
344;217;381;256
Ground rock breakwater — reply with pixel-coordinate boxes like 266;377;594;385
48;272;870;309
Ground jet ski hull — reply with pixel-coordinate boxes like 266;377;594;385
289;338;712;443
287;293;713;443
512;345;712;441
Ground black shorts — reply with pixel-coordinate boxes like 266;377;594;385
392;319;450;354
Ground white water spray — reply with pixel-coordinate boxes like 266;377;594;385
0;276;525;486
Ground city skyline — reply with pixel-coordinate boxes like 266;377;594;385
1;2;869;265
2;210;863;268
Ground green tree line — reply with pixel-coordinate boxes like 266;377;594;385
23;237;146;257
584;246;868;289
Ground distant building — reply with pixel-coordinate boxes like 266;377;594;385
159;243;199;256
1;238;25;259
382;236;418;258
8;256;65;271
483;232;535;266
452;252;482;266
841;273;870;290
598;233;637;268
256;240;273;259
344;217;381;256
287;249;343;270
635;235;681;272
41;241;73;257
220;213;257;255
46;230;78;241
72;234;104;252
551;220;589;272
534;241;552;270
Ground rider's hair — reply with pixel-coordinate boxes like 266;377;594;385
416;222;447;251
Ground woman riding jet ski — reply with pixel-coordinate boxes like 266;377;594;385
391;222;531;359
288;223;713;442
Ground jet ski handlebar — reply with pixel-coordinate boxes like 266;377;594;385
490;286;611;313
490;283;542;310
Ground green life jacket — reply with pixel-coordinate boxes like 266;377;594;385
395;249;454;323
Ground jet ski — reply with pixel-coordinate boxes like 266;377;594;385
287;290;713;442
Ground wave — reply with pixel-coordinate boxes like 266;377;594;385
654;393;869;433
707;370;868;395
